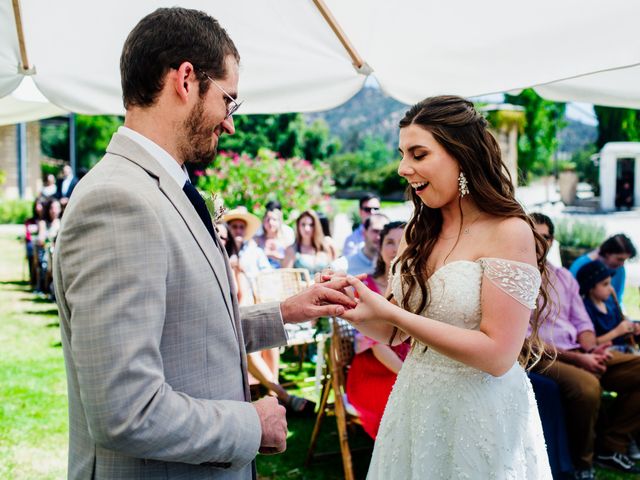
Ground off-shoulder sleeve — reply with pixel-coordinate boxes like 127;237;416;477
478;258;541;309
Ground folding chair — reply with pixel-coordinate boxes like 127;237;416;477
252;268;314;376
306;317;363;480
252;268;311;303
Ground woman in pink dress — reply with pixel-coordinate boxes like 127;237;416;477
346;221;409;439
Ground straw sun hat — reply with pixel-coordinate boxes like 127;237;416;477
222;208;261;241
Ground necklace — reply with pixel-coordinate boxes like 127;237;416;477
439;211;483;240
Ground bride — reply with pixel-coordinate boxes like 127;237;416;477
340;96;552;479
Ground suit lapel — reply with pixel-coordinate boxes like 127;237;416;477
106;134;238;339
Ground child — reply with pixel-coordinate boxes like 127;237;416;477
577;260;640;352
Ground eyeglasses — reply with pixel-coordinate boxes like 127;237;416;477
361;207;381;213
203;73;243;119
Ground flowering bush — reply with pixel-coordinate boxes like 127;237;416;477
197;149;335;224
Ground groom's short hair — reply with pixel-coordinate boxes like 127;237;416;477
120;7;240;109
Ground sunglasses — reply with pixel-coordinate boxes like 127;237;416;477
361;207;381;213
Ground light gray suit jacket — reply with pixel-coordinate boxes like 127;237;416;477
53;133;288;479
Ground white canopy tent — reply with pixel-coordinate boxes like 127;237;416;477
1;0;640;125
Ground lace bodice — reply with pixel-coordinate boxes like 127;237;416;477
391;258;541;332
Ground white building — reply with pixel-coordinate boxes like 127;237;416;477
598;142;640;211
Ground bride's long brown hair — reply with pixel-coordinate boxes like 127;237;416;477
391;95;549;368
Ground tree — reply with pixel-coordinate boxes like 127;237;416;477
197;149;334;223
504;89;566;182
594;106;640;149
326;134;403;194
76;115;123;168
217;113;339;162
40;115;123;170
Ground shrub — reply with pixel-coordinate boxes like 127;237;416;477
554;218;606;249
197;149;335;224
0;199;32;224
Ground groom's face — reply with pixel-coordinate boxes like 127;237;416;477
179;55;239;166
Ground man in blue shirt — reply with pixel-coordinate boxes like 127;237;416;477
334;214;388;276
342;193;381;257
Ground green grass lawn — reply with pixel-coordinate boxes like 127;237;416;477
256;358;373;480
0;232;371;479
0;230;636;479
623;284;640;320
0;234;67;479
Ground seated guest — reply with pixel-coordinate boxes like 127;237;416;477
576;260;640;352
255;200;295;245
530;213;640;478
527;372;574;479
217;221;311;413
35;198;62;294
342;193;381;257
223;207;271;286
246;345;315;416
332;213;389;276
316;211;338;260
225;212;313;414
40;174;58;198
255;206;291;269
283;210;335;275
346;221;410;439
216;222;253;305
56;164;78;200
25;197;46;289
569;234;637;309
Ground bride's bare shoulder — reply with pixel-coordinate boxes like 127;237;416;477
483;216;536;265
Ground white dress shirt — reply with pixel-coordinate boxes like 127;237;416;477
118;126;189;187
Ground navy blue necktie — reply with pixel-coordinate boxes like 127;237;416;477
182;180;217;243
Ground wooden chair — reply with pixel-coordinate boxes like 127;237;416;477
252;268;311;303
306;317;363;480
252;268;314;373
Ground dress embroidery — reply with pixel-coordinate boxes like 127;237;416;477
478;258;541;309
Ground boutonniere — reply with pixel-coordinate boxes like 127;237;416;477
203;192;227;224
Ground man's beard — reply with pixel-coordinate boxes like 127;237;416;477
178;98;219;170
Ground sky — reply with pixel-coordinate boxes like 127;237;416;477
472;93;597;126
365;76;599;126
565;102;597;126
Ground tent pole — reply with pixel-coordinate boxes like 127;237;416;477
312;0;366;71
11;0;31;72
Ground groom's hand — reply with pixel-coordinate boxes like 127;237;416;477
253;396;287;454
280;276;360;324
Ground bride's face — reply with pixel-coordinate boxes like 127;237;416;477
397;124;461;209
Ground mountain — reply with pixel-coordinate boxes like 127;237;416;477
304;86;409;151
306;86;598;158
557;118;598;156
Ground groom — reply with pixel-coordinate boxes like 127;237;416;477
53;8;354;479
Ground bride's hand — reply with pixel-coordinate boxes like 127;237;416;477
340;276;395;326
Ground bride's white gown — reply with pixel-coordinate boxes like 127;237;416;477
367;258;552;479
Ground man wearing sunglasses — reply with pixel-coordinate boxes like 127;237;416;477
53;7;356;480
342;192;381;257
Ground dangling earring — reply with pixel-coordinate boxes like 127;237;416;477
458;171;470;197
